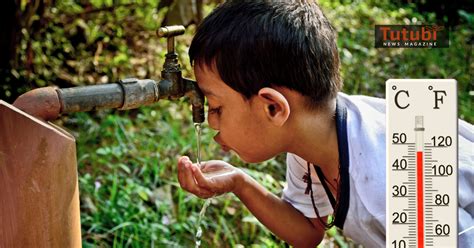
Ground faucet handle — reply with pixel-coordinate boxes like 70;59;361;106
157;25;185;37
157;25;186;54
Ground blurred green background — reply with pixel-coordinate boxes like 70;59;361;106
1;0;472;247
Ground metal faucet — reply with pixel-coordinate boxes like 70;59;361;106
13;25;205;123
156;26;204;123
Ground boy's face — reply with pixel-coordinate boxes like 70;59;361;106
194;64;284;163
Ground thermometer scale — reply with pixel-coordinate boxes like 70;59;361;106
386;79;457;247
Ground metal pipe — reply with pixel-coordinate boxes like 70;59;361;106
13;77;204;123
57;84;124;113
13;86;61;121
56;78;159;113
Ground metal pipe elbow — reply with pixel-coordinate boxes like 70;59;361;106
13;87;61;121
183;78;205;123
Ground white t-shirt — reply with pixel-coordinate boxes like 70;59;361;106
282;93;474;247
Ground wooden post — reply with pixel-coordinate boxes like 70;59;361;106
0;100;81;247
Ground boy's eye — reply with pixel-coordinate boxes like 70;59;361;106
208;106;222;115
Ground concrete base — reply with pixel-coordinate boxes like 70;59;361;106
0;100;81;247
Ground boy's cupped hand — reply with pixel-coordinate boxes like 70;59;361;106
177;156;244;199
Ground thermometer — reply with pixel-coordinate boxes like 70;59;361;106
386;79;457;247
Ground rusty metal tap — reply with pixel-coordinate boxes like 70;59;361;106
156;25;204;123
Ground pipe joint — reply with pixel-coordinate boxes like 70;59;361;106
118;78;159;110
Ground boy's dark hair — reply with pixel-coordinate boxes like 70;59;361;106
189;0;342;108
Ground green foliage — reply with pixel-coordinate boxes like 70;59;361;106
11;0;472;247
320;0;472;122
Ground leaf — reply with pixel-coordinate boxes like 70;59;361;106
118;163;131;174
458;10;474;25
138;189;149;201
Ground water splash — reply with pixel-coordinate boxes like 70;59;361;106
195;198;211;248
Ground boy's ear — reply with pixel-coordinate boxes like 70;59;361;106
257;87;290;126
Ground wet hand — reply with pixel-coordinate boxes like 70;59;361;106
177;156;243;198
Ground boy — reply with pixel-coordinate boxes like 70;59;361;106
177;1;474;247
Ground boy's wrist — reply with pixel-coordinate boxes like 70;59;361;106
232;169;250;196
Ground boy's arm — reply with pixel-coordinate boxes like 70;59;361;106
184;159;326;247
233;172;326;247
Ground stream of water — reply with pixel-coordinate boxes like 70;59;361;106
195;198;211;248
194;123;208;248
194;123;202;166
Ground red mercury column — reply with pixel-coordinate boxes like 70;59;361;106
415;116;425;248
